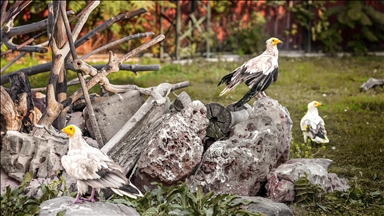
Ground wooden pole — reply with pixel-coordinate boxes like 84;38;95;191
60;2;104;146
176;0;181;60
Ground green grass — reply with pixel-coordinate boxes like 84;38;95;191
2;55;384;215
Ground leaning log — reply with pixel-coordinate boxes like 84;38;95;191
101;82;188;175
360;78;384;92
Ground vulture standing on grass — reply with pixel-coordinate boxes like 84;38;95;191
300;101;330;144
61;125;143;204
218;37;283;107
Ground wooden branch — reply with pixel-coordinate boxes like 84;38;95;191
0;31;46;56
0;62;51;85
68;34;165;104
0;1;9;26
80;32;155;60
1;34;48;53
116;35;165;69
7;18;47;37
35;0;99;129
360;78;384;92
74;8;147;47
60;1;103;146
0;5;144;84
72;60;98;76
1;52;27;73
1;0;31;28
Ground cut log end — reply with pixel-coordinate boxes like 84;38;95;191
205;103;231;139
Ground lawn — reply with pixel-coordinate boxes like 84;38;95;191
2;55;384;214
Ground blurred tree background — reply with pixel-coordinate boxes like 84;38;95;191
3;0;384;59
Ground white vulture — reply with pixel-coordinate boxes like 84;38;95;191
218;37;283;107
300;101;330;144
61;125;143;204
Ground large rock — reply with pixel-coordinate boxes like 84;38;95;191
188;97;292;196
84;90;144;144
39;196;140;216
1;131;67;180
233;196;294;216
266;158;350;202
134;100;209;190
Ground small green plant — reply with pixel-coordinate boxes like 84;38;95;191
1;171;69;216
294;173;326;205
290;136;327;159
112;181;262;216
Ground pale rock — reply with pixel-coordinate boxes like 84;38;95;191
39;196;140;216
266;158;349;202
188;97;292;196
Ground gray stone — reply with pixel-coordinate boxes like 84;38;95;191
1;131;67;180
188;97;292;196
65;112;85;132
134;100;209;190
266;158;349;202
39;196;140;216
84;90;144;144
266;171;295;202
234;196;294;216
1;170;19;194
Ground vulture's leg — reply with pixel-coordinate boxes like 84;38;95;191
82;188;96;202
261;91;268;97
71;192;83;204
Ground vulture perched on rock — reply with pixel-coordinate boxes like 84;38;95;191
218;37;283;107
61;125;143;204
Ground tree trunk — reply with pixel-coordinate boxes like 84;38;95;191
0;86;23;133
8;72;34;132
52;5;68;130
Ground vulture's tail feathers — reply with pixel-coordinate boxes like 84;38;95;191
111;182;143;199
218;72;234;87
234;85;259;107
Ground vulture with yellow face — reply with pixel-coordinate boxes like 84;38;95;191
300;101;330;144
61;125;143;204
218;37;283;107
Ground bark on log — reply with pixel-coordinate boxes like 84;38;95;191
0;86;23;132
8;72;34;132
360;78;384;92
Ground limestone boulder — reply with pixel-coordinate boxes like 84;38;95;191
39;196;140;216
233;196;294;216
1;131;67;180
188;97;292;196
266;158;350;202
134;100;209;190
